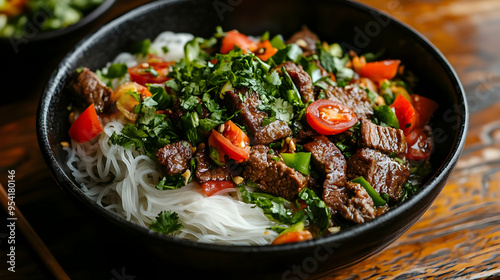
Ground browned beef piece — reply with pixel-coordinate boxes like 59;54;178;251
275;61;315;102
359;119;407;156
156;141;193;176
194;143;234;183
242;145;308;200
68;67;112;114
295;128;318;142
347;148;410;202
303;136;347;213
224;88;292;145
324;85;373;119
339;182;377;224
286;26;319;52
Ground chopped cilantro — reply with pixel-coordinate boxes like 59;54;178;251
149;211;183;234
103;63;128;79
298;188;331;232
110;98;178;157
132;39;151;57
156;174;186;190
400;182;419;202
148;84;172;109
238;185;304;224
144;66;159;77
271;98;294;122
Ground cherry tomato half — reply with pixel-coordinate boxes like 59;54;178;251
405;128;433;161
306;99;358;135
208;129;250;162
411;94;438;128
219;120;250;149
128;55;171;86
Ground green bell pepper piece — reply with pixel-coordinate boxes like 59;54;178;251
280;152;311;176
373;105;400;129
352;176;387;206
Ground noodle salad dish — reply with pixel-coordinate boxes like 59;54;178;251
63;27;438;246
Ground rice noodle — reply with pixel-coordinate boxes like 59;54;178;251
65;120;278;245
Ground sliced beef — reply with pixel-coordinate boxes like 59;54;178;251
156;140;193;176
253;121;292;145
295;128;318;142
347;148;410;202
324;85;373;119
303;135;347;213
339;182;377;224
224;88;292;145
275;61;315;102
286;25;319;53
68;67;113;114
194;143;234;183
359;119;406;156
242;145;308;200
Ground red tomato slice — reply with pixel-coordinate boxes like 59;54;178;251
255;39;278;61
69;104;104;143
201;180;235;196
220;30;257;54
306;100;358;135
411;94;438;128
128;56;171;86
405;128;433;161
271;230;313;245
220;120;250;149
209;130;250;162
360;59;401;82
390;94;418;135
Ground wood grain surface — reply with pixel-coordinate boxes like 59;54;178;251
0;0;499;279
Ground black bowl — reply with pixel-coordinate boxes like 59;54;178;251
37;0;468;275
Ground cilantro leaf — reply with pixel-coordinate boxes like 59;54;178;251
110;99;179;157
132;39;151;57
102;63;128;79
271;98;294;122
298;188;331;232
148;84;172;109
156;175;186;190
149;211;183;234
238;185;304;224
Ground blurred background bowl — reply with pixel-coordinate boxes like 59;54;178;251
37;0;468;275
1;0;115;103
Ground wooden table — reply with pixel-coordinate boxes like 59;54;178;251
1;0;499;279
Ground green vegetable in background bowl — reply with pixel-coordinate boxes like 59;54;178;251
0;0;105;38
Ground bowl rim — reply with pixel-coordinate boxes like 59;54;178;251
36;0;469;255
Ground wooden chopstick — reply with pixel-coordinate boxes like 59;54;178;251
0;182;70;280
